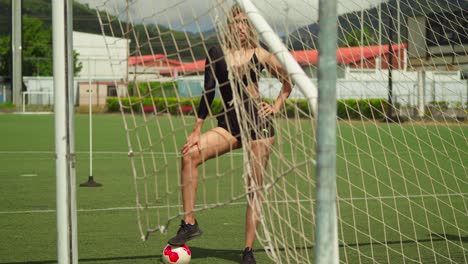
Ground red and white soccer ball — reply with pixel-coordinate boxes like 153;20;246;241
162;244;191;264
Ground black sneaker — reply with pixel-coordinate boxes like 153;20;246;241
241;247;256;264
167;220;203;246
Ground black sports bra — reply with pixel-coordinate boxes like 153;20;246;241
197;45;264;120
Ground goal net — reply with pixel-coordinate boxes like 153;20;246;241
91;0;467;263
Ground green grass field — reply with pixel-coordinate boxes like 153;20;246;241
0;114;466;264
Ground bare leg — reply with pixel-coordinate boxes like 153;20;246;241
244;137;275;248
181;127;241;224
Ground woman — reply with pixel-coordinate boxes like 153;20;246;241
168;4;292;264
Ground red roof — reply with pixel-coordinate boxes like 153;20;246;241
128;54;182;66
176;60;206;73
131;44;407;76
154;59;205;76
292;44;407;65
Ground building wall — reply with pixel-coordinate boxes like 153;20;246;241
78;82;128;106
178;69;467;108
73;31;129;80
348;51;407;70
23;76;78;105
407;15;468;72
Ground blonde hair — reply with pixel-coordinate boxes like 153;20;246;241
224;4;258;49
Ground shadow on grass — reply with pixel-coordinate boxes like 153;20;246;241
342;233;467;248
431;233;468;243
189;246;244;262
0;247;241;264
0;254;161;264
2;233;465;264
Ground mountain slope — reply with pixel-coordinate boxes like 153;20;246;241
0;0;217;60
289;0;468;49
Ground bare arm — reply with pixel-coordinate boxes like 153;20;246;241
258;48;293;117
182;118;204;154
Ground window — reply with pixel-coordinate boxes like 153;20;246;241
107;85;117;97
426;10;468;47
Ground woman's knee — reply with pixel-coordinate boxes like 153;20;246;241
181;149;202;167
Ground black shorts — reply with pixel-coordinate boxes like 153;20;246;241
217;102;275;142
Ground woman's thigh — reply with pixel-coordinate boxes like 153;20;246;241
185;127;241;163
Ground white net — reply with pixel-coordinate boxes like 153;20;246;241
91;0;467;263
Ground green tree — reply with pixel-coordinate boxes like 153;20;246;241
342;26;376;47
0;35;10;77
22;16;53;76
73;50;83;75
0;16;82;77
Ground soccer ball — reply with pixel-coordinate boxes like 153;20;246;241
162;244;191;264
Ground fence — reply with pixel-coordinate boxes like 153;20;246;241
177;72;467;109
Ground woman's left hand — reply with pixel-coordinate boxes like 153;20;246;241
258;102;277;118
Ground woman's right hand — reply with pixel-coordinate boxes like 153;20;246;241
182;131;201;154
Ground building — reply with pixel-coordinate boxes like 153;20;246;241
291;44;407;78
127;54;182;80
78;81;127;106
127;44;407;80
73;31;130;80
407;10;468;72
22;32;130;109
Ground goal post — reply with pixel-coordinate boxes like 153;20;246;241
315;0;339;263
21;91;53;113
52;0;78;263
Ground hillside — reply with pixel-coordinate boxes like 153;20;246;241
0;0;217;61
0;0;105;36
289;0;468;49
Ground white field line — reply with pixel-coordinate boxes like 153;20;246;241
0;151;175;155
0;151;244;156
0;150;459;158
1;192;466;215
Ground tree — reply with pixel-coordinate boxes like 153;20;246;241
73;50;83;75
0;15;82;77
0;35;10;77
342;26;376;47
22;16;53;76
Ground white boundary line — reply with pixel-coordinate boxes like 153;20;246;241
0;150;244;156
1;193;466;215
20;174;38;177
0;151;167;155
